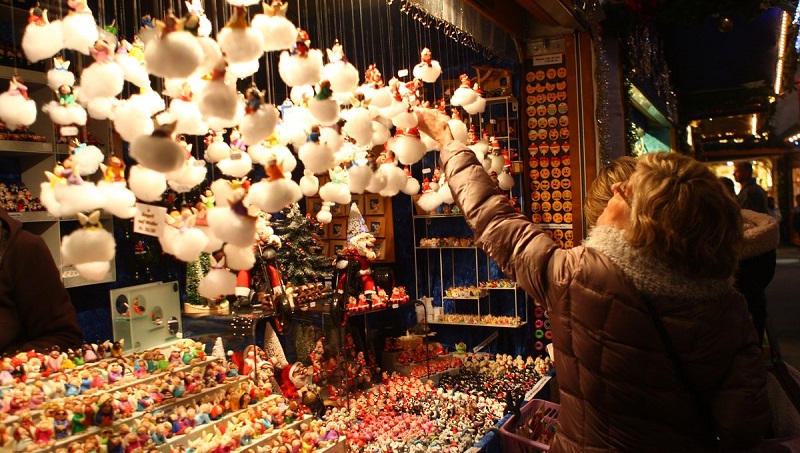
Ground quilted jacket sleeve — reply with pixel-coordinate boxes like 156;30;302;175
441;141;577;306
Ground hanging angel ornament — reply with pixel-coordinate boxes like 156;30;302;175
96;155;137;219
412;47;442;83
185;0;212;37
197;61;240;123
166;139;208;193
207;185;258;247
449;73;478;107
240;86;279;146
61;0;99;54
41;157;105;217
251;0;296;52
129;119;186;173
22;5;64;63
168;82;208;135
0;76;37;130
322;39;359;101
216;146;253;178
115;39;151;89
204;129;231;163
375;149;408;197
245;154;302;213
308;80;339;126
79;39;124;102
278;29;323;87
463;84;487;114
298;126;335;174
111;97;154;142
387;127;425;166
144;10;204;79
340;104;373;146
61;210;116;281
319;165;351;205
67;138;104;176
161;207;210;262
217;6;264;65
46;56;75;92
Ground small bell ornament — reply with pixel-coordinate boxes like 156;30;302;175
61;211;116;282
412;48;442;83
251;0;296;52
22;6;64;63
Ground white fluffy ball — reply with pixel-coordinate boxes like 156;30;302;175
22;21;64;62
145;32;204;79
128;165;167;202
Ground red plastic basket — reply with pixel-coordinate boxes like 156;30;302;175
499;399;560;453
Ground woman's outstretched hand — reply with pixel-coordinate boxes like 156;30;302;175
415;107;454;148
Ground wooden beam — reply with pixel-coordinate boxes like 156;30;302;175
461;0;528;41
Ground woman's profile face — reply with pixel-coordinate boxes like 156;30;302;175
596;177;633;230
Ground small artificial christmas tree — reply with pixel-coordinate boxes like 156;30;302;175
211;336;226;360
271;203;333;287
186;252;212;306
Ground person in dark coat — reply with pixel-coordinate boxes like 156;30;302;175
0;207;83;354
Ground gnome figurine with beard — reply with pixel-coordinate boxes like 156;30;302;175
336;203;377;304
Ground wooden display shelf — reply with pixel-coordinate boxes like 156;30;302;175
0;140;53;155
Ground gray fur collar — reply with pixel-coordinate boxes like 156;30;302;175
584;226;735;300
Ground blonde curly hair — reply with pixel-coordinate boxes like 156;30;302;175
625;152;743;280
584;156;637;230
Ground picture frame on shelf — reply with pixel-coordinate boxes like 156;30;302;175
330;240;347;257
374;240;385;260
330;220;346;239
306;197;323;215
366;216;385;237
365;194;384;215
318;222;330;240
331;203;346;217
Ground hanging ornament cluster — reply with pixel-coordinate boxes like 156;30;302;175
7;0;489;287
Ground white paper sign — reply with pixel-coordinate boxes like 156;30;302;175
397;69;409;77
533;54;563;66
524;375;551;402
134;203;167;237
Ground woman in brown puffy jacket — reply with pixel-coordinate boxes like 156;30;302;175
416;109;769;452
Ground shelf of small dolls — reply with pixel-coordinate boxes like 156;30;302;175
416;246;478;250
6;210;56;223
168;395;308;450
0;140;53;155
0;65;47;85
478;285;519;290
52;374;249;449
428;321;528;328
413;213;464;219
229;415;312;453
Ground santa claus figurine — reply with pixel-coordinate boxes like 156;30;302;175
279;362;309;399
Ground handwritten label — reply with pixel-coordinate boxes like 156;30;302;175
397;69;409;77
134;203;167;238
524;375;551;401
392;303;399;309
533;54;563;66
60;126;79;137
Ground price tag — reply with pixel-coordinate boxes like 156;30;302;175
524;375;551;401
134;203;167;237
422;168;431;174
490;119;497;124
397;69;409;77
392;303;399;309
310;302;316;308
60;126;79;137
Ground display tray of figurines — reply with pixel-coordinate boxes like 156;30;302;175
0;338;347;453
0;181;45;213
0;123;48;143
434;314;524;327
444;286;488;299
438;353;553;403
417;236;475;248
478;278;517;289
343;286;410;314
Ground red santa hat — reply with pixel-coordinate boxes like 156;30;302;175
394;127;421;139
